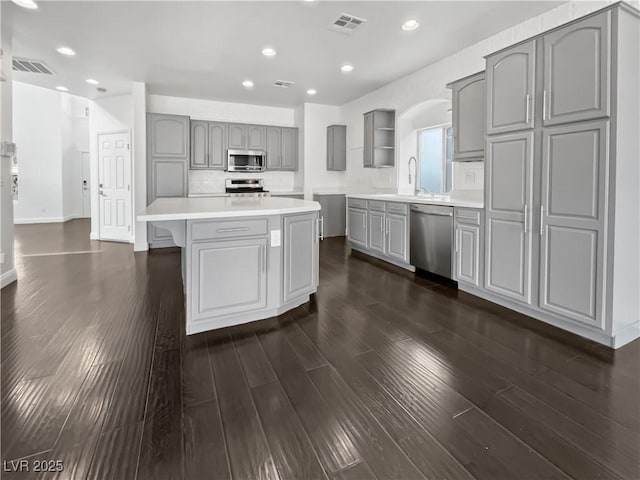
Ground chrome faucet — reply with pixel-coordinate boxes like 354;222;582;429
408;156;418;195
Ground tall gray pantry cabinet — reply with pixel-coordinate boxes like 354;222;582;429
147;113;189;248
475;4;639;348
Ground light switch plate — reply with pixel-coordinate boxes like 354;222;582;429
270;229;281;247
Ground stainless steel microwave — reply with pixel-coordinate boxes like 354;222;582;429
226;150;266;172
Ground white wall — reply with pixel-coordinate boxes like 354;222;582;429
339;0;618;194
88;94;133;239
12;82;88;223
148;94;298;194
1;3;16;287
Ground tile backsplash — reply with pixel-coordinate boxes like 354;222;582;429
188;170;297;194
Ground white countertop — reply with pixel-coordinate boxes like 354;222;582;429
138;196;320;222
346;192;484;209
270;191;304;196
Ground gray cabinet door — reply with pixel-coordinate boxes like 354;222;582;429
148;114;189;158
452;72;486;159
486;41;536;135
247;125;266;150
386;213;408;263
543;11;610;126
455;224;480;287
281;127;298;171
485;131;534;304
227;124;246;149
283;213;318;303
190;120;208;169
327;125;347;171
363;112;373;167
538;121;607;328
191;238;267;320
208;122;227;169
266;126;282;169
148;159;187;246
347;208;367;248
367;211;386;254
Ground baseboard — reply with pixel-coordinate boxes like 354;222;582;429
612;322;640;348
90;232;99;240
1;268;17;288
15;215;81;224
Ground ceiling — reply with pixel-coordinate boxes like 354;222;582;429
8;1;562;107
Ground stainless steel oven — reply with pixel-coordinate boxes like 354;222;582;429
227;150;266;172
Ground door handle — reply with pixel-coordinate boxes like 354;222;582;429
525;94;531;124
540;205;545;235
524;205;528;234
99;190;106;197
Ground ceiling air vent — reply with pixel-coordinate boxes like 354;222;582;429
12;58;54;75
274;80;294;88
329;13;367;35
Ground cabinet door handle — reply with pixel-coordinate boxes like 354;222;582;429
543;90;548;120
362;215;365;230
217;227;249;233
261;245;267;273
320;216;324;241
525;94;531;124
524;205;528;234
540;205;545;236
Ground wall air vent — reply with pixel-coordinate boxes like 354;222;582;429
274;80;294;88
12;58;54;75
329;13;367;35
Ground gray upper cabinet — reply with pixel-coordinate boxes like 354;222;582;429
190;120;226;170
538;121;607;328
147;113;189;248
227;124;246;149
283;213;319;303
149;114;189;158
266;126;282;170
450;72;486;160
208;122;227;169
363;109;395;168
486;40;536;135
247;125;266;150
281;127;298;170
190;120;208;169
327;125;347;171
484;131;534;305
543;12;610;126
265;127;298;171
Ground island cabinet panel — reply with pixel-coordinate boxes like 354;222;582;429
191;238;268;320
283;213;319;303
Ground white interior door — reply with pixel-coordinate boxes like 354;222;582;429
98;132;131;242
81;151;91;218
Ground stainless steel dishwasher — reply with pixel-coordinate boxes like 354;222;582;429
410;204;454;279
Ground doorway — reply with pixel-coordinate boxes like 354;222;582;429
98;131;131;242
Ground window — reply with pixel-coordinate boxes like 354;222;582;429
417;125;452;194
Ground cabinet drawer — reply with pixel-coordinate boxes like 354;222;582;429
455;208;482;226
191;218;268;240
367;200;386;212
348;198;367;209
386;202;408;215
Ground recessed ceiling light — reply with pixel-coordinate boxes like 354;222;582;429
242;80;254;88
12;0;38;9
56;47;76;56
306;89;317;96
86;79;99;85
402;19;420;31
261;47;276;57
55;86;69;92
341;63;354;73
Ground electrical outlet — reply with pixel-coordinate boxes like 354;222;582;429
270;230;281;247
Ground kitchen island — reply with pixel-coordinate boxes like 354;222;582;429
138;196;321;334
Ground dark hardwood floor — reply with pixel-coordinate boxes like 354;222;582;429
2;219;639;479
